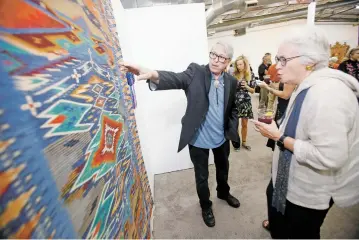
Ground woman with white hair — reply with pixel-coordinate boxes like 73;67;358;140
251;26;359;239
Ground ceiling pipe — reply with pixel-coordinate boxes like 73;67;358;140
255;17;359;27
206;0;242;26
316;18;359;22
208;0;359;33
206;0;285;26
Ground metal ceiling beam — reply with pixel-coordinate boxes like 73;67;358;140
317;6;356;19
336;13;359;17
316;18;359;22
243;17;359;30
208;0;359;32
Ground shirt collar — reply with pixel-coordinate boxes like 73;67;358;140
211;72;224;82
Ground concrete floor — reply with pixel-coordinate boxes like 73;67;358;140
152;94;359;239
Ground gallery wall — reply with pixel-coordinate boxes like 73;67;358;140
112;2;210;195
208;20;358;74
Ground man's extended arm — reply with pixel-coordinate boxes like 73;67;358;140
148;63;197;91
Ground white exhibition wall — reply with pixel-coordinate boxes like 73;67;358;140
208;20;358;75
111;0;157;195
112;2;210;195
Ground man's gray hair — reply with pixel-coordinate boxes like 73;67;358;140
212;41;234;60
281;26;330;69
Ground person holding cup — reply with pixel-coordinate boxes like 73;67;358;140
251;26;359;239
258;54;272;108
232;55;255;151
257;64;296;139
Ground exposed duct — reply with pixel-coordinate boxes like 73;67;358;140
206;0;242;26
120;0;204;9
208;0;359;33
206;0;284;26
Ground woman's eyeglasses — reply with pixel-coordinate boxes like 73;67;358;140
209;52;229;63
275;55;303;66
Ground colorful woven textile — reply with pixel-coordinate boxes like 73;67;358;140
0;0;153;238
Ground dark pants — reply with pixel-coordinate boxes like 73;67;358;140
232;140;240;149
266;180;333;239
189;141;230;210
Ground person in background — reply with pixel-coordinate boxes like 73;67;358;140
121;41;240;228
232;55;255;151
328;56;339;69
265;52;272;65
258;54;272;108
258;53;272;81
338;47;359;81
228;62;235;75
259;66;296;150
258;63;296;233
249;64;256;80
266;63;280;113
252;26;359;239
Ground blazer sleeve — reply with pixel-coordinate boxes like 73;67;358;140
228;77;240;142
230;90;239;124
147;63;197;91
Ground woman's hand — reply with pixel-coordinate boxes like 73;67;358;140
250;120;281;141
241;80;247;88
258;81;269;89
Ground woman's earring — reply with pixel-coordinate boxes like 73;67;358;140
306;65;313;71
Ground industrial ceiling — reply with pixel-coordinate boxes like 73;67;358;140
120;0;359;34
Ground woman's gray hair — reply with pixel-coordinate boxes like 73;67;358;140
281;26;330;69
212;41;234;60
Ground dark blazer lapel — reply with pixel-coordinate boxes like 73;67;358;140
223;73;230;114
204;65;211;95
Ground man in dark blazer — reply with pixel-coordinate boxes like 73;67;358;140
122;41;240;227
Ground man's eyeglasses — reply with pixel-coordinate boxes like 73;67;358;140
275;55;303;66
209;52;229;63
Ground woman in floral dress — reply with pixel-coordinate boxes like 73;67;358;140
232;55;255;151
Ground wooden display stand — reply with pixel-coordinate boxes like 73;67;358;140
330;42;350;63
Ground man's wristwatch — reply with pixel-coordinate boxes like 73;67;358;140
276;135;287;151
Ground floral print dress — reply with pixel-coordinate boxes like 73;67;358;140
235;79;254;119
338;59;359;81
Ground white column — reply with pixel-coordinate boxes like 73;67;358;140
307;0;316;25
